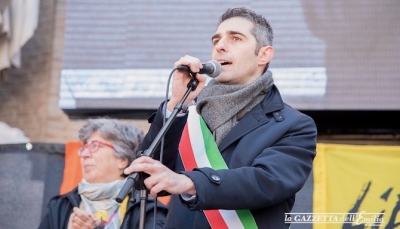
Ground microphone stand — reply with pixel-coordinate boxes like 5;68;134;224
138;177;148;229
116;73;199;229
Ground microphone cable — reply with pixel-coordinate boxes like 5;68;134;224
152;66;179;229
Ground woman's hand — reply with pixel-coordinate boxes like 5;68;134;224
68;207;100;229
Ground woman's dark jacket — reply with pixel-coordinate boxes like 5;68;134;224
37;188;168;229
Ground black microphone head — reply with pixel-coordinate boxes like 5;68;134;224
202;60;222;78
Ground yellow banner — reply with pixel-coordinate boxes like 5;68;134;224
312;143;400;229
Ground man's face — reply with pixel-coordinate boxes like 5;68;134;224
211;17;265;85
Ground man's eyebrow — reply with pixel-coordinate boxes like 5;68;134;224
228;30;247;38
211;30;247;41
211;34;220;41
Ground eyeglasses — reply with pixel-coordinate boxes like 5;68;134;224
78;140;115;156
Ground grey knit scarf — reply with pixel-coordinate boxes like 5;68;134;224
78;179;126;229
196;70;274;145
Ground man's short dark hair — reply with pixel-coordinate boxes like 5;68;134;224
218;7;273;53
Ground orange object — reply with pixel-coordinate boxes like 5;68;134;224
157;196;170;206
59;141;83;195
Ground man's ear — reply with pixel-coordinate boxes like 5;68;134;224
258;46;274;66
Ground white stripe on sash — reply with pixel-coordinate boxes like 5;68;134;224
220;210;246;229
187;106;212;168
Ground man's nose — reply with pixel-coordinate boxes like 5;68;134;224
215;38;227;52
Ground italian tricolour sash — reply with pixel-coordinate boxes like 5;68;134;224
179;106;258;229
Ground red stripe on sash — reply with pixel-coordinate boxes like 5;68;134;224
205;210;229;229
179;124;198;170
180;124;230;229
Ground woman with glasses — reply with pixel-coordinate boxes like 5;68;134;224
38;118;168;229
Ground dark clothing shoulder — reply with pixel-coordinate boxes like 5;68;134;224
38;188;168;229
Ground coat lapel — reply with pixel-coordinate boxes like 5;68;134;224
218;85;285;153
218;105;270;152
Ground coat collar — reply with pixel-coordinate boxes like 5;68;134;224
218;85;285;152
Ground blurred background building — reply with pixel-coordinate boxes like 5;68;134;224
1;0;399;143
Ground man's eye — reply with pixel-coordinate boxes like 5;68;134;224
212;40;219;45
233;37;241;41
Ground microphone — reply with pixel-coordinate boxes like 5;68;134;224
177;60;222;78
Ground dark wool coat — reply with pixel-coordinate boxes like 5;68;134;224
142;85;317;229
